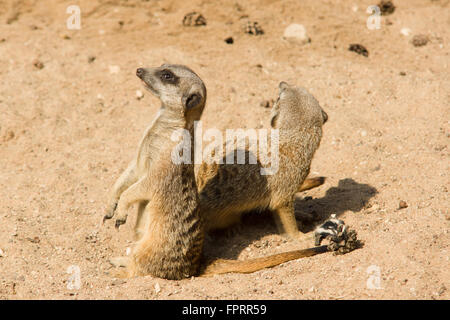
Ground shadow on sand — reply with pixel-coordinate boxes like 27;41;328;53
204;178;377;260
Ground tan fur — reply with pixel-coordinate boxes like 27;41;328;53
104;66;328;279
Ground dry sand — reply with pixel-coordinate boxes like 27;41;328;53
0;0;448;299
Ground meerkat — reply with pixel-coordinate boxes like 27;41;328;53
104;65;330;279
194;82;328;241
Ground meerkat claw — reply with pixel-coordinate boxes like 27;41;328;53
103;203;118;223
115;218;126;229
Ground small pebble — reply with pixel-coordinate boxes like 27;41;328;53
27;236;40;243
245;21;264;35
183;12;206;26
348;44;369;57
109;65;120;74
3;130;15;142
0;248;4;257
224;37;234;44
378;1;396;15
411;34;429;47
398;200;408;209
88;56;96;63
136;90;144;100
111;279;126;286
260;99;274;108
33;59;44;69
154;282;161;294
283;24;310;45
401;28;412;36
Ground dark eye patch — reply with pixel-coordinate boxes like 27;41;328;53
156;69;179;85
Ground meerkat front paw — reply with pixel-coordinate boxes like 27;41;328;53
109;256;130;268
114;210;128;229
103;202;118;223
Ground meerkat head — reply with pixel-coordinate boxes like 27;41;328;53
136;64;206;123
270;81;328;129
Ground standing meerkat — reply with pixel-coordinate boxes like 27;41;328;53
104;64;332;279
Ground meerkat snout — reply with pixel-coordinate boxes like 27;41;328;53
136;68;145;78
321;110;328;123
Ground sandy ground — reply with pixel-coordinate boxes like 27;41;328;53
0;0;448;299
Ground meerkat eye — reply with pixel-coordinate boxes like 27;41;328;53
161;70;174;80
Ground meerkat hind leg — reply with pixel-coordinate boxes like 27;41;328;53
273;205;314;246
134;200;149;240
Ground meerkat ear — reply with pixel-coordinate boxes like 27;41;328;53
279;81;289;91
183;92;201;109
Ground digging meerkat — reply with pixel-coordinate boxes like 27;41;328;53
103;64;334;279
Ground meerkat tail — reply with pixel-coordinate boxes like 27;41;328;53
297;177;326;192
201;245;328;276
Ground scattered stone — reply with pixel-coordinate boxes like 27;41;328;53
0;248;4;257
27;236;40;243
400;28;411;36
398;200;408;209
154;282;161;294
224;37;234;44
411;34;429;47
3;130;15;142
33;59;44;69
438;284;447;296
283;23;310;45
62;35;71;40
348;44;369;57
399;71;406;76
183;12;207;26
378;1;396;15
260;99;274;108
136;90;144;100
372;164;381;171
245;21;264;35
85;232;98;243
109;65;120;74
111;279;126;286
88;56;96;63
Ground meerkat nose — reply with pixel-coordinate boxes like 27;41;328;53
136;68;145;78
